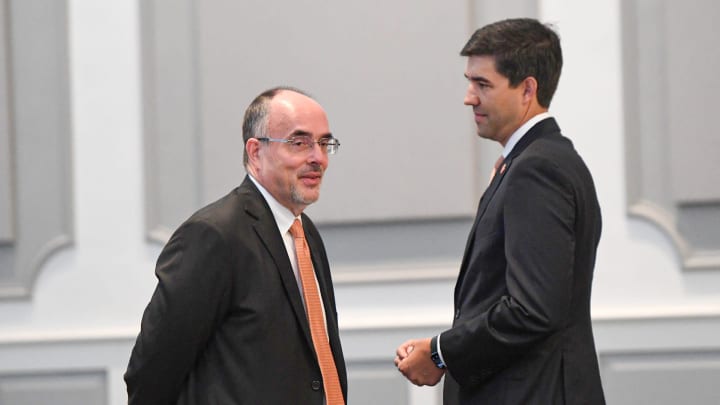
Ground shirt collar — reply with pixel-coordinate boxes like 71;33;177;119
248;174;299;234
501;111;552;158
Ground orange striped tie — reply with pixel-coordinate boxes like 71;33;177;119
289;219;344;405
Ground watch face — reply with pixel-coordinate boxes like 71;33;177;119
431;353;445;369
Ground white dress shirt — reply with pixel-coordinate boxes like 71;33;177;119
248;174;328;326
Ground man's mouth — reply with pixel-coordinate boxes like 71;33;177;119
474;112;487;123
299;172;323;186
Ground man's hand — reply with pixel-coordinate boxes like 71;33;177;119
394;338;445;386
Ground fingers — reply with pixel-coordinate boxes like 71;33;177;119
395;340;414;358
394;337;444;387
398;364;443;387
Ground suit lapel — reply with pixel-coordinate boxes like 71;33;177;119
454;159;513;302
454;118;561;305
240;179;314;350
304;221;345;375
474;157;513;225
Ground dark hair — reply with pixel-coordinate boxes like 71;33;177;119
460;18;562;108
242;86;311;166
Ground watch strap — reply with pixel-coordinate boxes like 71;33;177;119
430;335;446;369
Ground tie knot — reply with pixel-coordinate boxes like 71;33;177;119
494;155;504;171
289;219;305;239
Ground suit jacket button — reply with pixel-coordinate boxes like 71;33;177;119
455;309;461;319
311;380;322;391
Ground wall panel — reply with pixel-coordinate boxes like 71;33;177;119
0;0;73;299
141;0;480;239
0;371;106;405
602;351;720;405
0;0;14;243
139;0;549;277
622;0;720;271
140;0;202;243
347;361;410;405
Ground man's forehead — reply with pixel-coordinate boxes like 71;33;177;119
465;55;496;70
273;90;318;108
270;91;323;116
267;93;328;134
465;55;505;81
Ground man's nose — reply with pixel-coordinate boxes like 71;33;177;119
464;84;479;105
307;141;328;166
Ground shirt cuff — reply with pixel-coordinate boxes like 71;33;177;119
436;333;447;366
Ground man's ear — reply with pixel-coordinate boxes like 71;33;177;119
246;138;261;167
522;77;538;102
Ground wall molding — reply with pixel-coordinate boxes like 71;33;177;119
2;313;719;405
3;307;718;347
333;262;458;285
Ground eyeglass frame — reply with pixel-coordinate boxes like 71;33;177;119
256;133;341;155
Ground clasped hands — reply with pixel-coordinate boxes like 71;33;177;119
394;337;445;386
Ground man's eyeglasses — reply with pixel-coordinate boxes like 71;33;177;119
257;136;341;155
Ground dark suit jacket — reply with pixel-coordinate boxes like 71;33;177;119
125;177;347;404
441;118;605;404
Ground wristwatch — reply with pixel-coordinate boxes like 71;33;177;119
430;335;446;369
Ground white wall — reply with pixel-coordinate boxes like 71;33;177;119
2;0;720;404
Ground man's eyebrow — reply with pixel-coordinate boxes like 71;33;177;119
289;130;333;139
288;130;312;137
464;73;491;84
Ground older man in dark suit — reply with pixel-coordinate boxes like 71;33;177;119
125;87;347;404
395;18;605;404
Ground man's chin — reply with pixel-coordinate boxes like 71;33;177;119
292;190;320;207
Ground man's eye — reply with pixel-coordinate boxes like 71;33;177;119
290;138;309;147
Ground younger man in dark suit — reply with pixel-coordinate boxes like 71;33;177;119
125;87;347;404
395;18;605;404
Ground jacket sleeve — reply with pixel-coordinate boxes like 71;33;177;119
441;154;577;386
124;220;233;404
